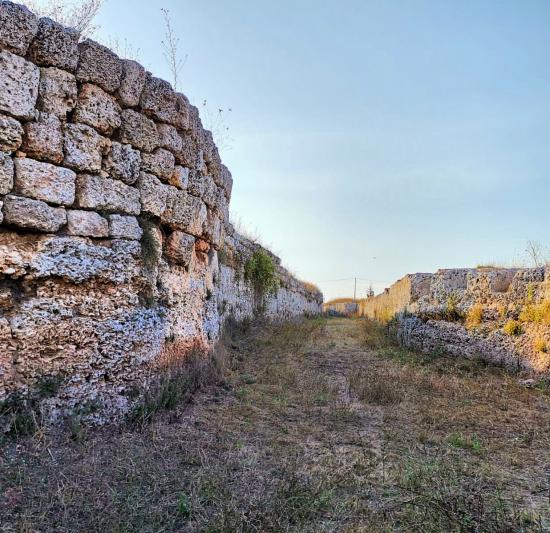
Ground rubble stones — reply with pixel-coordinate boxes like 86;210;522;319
76;174;140;214
0;1;38;55
0;51;39;120
28;17;79;70
14;157;76;205
2;194;66;232
74;84;122;135
66;209;108;237
37;67;77;118
77;39;123;93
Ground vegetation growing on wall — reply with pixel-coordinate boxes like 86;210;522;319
244;249;279;309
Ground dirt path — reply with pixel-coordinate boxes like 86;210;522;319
1;317;549;532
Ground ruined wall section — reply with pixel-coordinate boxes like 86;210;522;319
0;2;322;421
361;267;550;374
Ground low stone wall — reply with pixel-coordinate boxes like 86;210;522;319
361;268;550;374
0;2;322;423
322;302;358;316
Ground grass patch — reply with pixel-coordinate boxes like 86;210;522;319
350;370;404;405
503;319;523;336
465;302;484;329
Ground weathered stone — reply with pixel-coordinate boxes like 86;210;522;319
0;114;23;151
109;214;142;240
66;209;108;237
218;164;233;199
76;174;141;215
28;17;79;70
179;133;198;168
64;123;110;172
0;51;39;120
187;170;206;198
22;112;63;164
203;210;223;248
140;77;188;128
37;67;77;118
137;172;171;217
0;151;13;194
202;176;219;208
14;158;76;205
141;148;175;182
103;142;141;184
77;39;122;93
0;1;38;55
74;83;122;135
2;194;66;232
119;109;158;152
162;187;207;236
200;130;215;163
157;123;183;155
168;165;189;189
165;231;195;266
117;59;146;108
187;104;203;138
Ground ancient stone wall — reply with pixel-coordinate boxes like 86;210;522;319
360;267;550;374
0;2;322;423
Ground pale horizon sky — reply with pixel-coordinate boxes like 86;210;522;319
41;0;550;300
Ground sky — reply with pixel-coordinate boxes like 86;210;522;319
49;1;550;300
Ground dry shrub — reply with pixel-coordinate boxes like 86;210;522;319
349;370;404;406
302;281;320;293
503;320;523;336
465;303;484;329
520;301;550;325
534;337;548;354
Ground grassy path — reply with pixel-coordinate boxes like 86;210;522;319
1;317;549;531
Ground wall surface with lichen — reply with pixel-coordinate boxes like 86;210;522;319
360;267;550;374
0;1;322;423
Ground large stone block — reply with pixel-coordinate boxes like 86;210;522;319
157;123;182;155
119;109;158;152
162;187;207;236
37;67;77;118
2;194;66;232
64;123;110;172
109;214;142;240
66;209;108;237
218;164;233;199
141;148;175;182
0;1;38;55
74;83;122;135
178;133;198;168
76;174;141;215
140;77;188;128
165;230;195;266
0;151;13;194
168;165;189;189
203;210;223;248
76;39;122;93
0;50;39;120
14;158;76;205
0;113;23;151
103;141;141;185
22;112;64;164
137;172;170;217
28;17;79;70
117;59;146;108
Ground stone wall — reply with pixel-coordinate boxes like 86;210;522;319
0;2;322;423
360;267;550;374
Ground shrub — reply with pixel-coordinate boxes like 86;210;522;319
444;292;463;321
534;337;548;353
519;301;550;325
244;249;279;303
503;320;522;336
465;303;484;329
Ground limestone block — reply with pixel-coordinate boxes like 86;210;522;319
64;123;110;172
28;17;79;70
0;113;23;151
0;151;13;194
22;112;63;164
157;123;182;155
37;67;77;118
187;104;203;138
202;175;218;208
103;141;141;184
187;170;206;198
137;172;170;217
117;59;146;108
109;214;142;240
14;157;76;205
76;39;122;93
168;165;189;189
119;109;158;152
66;209;108;237
74;83;122;135
2;194;66;232
162;188;207;236
0;1;38;55
76;174;141;215
203;210;223;248
140;77;188;128
165;231;195;266
0;51;39;120
141;148;175;182
0;200;2;223
218;164;233;199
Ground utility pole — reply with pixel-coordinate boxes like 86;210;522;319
353;277;357;301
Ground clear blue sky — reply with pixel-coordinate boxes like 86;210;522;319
93;0;550;300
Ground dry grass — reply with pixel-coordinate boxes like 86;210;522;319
1;317;548;532
465;302;484;329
